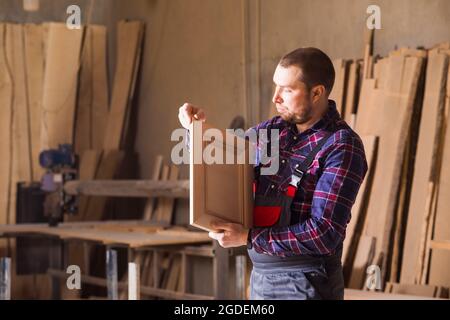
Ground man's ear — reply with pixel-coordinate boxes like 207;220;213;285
311;85;326;103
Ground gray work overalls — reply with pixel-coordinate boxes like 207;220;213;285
248;131;345;300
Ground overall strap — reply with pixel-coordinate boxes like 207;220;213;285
288;130;336;191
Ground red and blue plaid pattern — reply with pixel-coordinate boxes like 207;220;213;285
249;100;368;257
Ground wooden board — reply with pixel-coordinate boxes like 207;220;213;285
342;136;377;267
385;282;439;297
429;67;450;288
0;24;13;230
189;121;253;232
343;61;359;126
80;150;124;221
329;59;348;116
355;55;424;280
344;288;443;300
155;165;179;224
74;26;94;155
348;235;376;289
400;51;448;284
67;149;101;223
142;155;163;220
153;165;169;221
103;21;143;150
40;23;83;149
75;25;109;154
23;24;45;182
90;25;109;150
7;24;33;225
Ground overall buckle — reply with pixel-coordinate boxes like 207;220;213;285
290;168;305;188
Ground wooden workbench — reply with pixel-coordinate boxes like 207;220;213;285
0;221;210;248
0;221;217;300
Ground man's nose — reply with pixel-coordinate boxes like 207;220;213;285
272;89;283;104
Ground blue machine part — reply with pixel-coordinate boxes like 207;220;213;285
39;144;75;169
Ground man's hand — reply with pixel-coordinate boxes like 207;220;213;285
178;102;206;130
208;221;249;248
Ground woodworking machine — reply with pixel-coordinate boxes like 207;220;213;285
39;144;78;226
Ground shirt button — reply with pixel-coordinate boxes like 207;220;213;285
293;136;297;140
295;164;299;168
271;184;275;189
281;159;286;164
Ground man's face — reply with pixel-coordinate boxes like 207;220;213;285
272;65;314;125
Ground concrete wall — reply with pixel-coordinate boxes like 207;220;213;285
2;0;449;180
107;0;450;180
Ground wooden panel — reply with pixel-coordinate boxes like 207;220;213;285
190;121;253;232
103;21;143;150
40;23;83;149
400;51;448;284
23;24;45;182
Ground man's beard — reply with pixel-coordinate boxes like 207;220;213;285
280;107;313;125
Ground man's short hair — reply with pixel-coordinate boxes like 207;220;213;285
279;47;335;96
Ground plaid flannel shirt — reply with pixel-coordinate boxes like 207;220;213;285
248;100;368;257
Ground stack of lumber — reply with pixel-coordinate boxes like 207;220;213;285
337;41;450;298
0;22;83;299
0;20;144;299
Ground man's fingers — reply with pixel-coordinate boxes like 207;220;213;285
194;109;206;121
210;221;234;231
208;231;224;241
